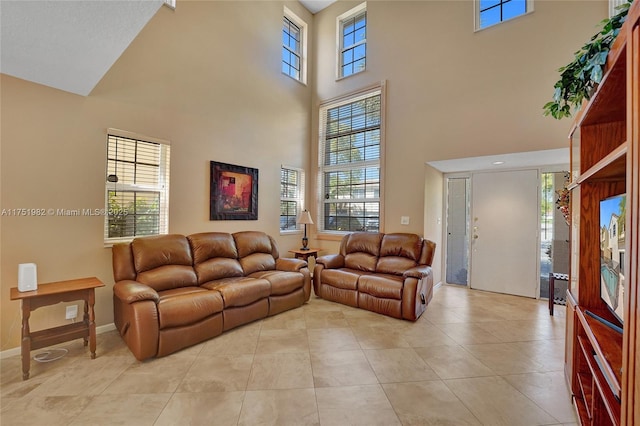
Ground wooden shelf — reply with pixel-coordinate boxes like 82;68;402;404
570;142;627;189
578;307;623;397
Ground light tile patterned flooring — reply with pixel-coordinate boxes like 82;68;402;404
0;284;577;425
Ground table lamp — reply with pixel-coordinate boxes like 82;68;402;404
296;209;314;250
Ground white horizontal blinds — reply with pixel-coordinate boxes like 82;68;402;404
609;0;626;17
105;134;170;242
280;166;305;232
319;89;381;233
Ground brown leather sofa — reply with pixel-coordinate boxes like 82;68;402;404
313;232;436;321
112;231;311;361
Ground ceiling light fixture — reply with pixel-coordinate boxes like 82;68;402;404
492;161;505;165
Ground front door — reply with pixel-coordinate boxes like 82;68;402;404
469;169;539;298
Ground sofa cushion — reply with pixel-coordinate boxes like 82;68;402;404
132;234;193;273
137;265;198;292
320;268;362;291
376;233;422;275
195;258;244;283
202;277;271;307
157;287;224;329
250;270;303;295
343;233;383;272
358;274;403;299
234;231;274;258
240;253;276;276
380;233;422;260
189;232;238;264
376;257;418;276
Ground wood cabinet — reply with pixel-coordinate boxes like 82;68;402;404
565;1;640;425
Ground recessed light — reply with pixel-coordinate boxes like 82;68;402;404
492;161;505;165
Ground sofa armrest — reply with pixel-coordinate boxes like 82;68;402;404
316;254;345;269
276;257;308;272
113;280;160;304
403;265;432;280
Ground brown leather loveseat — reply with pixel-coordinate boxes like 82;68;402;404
112;231;311;361
313;232;435;321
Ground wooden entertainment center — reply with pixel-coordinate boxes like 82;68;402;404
565;1;639;425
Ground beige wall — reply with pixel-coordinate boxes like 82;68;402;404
0;0;607;352
310;0;607;255
0;1;313;351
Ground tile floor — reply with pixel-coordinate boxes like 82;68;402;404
0;284;578;425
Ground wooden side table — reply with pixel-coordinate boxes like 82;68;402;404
289;248;320;262
10;277;105;380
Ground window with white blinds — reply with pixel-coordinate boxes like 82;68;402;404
105;132;170;244
318;85;383;234
280;166;305;233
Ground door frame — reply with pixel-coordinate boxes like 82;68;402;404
441;164;570;299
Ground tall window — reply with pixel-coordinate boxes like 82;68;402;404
337;3;367;78
476;0;531;30
105;131;170;244
318;85;383;233
280;166;305;232
282;7;307;84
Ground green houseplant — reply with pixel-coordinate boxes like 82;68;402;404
543;1;633;119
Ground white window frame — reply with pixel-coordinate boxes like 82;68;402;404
336;2;367;79
317;83;385;236
280;165;305;234
104;129;170;246
474;0;533;32
283;7;307;84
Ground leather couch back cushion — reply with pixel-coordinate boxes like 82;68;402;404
132;234;193;273
137;265;198;291
195;258;243;283
240;253;276;276
188;232;238;264
343;232;383;257
345;252;378;272
380;233;421;260
376;257;418;275
343;233;383;272
234;231;274;258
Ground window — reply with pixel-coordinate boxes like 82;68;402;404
318;85;383;234
105;130;170;244
337;3;367;79
476;0;531;30
282;7;307;84
280;166;305;232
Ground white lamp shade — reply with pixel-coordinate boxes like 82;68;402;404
297;210;314;225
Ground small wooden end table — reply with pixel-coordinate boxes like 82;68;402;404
10;277;105;380
289;248;320;262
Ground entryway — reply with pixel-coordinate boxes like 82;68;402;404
441;164;570;299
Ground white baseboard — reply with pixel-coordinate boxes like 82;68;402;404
0;323;116;360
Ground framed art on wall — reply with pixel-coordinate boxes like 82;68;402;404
210;161;258;220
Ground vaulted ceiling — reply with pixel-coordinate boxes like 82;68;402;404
0;0;335;97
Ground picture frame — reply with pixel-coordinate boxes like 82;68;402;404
210;161;258;220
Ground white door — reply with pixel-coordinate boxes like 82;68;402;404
470;169;539;298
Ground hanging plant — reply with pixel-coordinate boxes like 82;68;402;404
543;1;633;120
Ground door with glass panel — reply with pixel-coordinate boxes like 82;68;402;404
445;177;470;285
